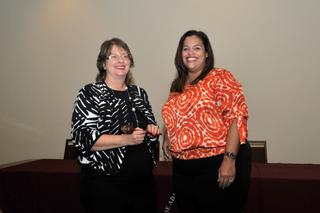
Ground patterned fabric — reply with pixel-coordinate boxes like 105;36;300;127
162;68;248;160
71;82;158;175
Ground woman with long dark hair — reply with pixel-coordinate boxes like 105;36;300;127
162;30;252;213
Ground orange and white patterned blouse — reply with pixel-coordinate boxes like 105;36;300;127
162;68;248;160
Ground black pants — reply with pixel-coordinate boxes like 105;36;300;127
80;167;157;213
172;143;252;213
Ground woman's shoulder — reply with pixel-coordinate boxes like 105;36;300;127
79;82;106;96
210;67;243;90
210;67;233;77
82;81;105;89
208;68;238;82
128;84;147;95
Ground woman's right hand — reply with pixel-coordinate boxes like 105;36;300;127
125;128;146;145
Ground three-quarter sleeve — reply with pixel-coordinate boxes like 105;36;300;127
71;84;102;157
223;71;249;143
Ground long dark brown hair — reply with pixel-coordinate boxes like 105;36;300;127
170;30;215;92
96;38;134;84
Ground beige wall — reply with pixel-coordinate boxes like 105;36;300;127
1;0;319;164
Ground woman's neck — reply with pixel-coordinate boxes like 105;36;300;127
105;78;127;91
187;70;201;84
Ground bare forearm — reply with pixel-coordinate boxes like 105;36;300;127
225;119;240;155
218;119;240;188
91;128;146;151
91;134;129;151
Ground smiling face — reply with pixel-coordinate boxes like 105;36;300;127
182;35;207;77
104;45;131;80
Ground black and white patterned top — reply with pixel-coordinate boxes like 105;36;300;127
71;82;158;175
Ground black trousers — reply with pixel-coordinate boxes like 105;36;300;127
80;167;157;213
172;143;252;213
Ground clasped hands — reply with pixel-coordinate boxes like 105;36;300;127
126;124;161;145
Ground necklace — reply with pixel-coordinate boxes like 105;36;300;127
105;82;139;133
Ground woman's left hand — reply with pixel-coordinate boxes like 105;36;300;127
146;124;161;136
218;157;236;189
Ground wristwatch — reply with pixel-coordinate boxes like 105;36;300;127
225;151;237;159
